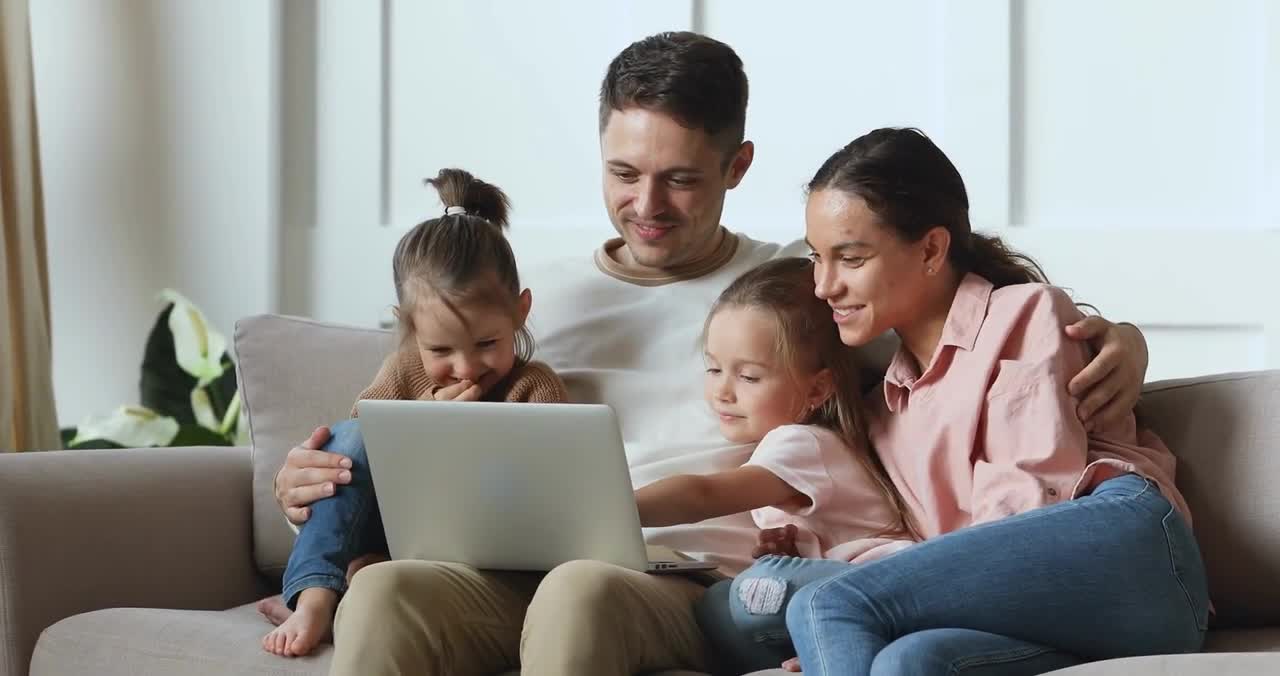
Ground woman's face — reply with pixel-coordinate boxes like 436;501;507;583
805;189;933;347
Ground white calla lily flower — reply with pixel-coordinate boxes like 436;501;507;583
219;390;242;437
191;387;221;431
71;406;180;448
160;289;227;387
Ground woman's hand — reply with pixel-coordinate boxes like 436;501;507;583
752;524;801;558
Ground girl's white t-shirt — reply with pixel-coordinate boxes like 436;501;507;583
748;424;912;563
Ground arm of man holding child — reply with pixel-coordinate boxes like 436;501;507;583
970;287;1101;526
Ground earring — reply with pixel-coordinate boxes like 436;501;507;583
927;266;935;275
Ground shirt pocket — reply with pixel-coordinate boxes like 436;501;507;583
987;359;1063;402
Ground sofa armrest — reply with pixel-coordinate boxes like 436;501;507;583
0;446;267;676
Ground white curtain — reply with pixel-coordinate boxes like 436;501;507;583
1;0;59;451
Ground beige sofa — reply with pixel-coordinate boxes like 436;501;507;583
2;314;1278;676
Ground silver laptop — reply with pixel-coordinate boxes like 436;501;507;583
358;399;717;574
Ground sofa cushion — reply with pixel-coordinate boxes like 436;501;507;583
1140;370;1280;627
1040;653;1280;675
742;632;1280;676
30;602;710;676
35;602;1276;676
30;603;332;676
235;314;393;578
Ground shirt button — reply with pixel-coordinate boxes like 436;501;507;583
1047;488;1059;498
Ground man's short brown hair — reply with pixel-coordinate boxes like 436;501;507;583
599;31;749;160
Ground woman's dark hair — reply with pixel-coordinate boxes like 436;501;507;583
392;168;532;363
807;128;1048;289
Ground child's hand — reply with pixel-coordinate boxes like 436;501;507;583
752;523;801;558
346;553;390;584
782;657;802;672
433;380;483;401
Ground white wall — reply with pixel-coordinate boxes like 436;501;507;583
35;0;1280;427
286;0;1277;381
31;0;276;425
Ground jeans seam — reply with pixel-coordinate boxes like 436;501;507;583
948;645;1060;675
1160;505;1210;633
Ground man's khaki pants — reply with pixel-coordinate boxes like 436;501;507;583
329;559;712;676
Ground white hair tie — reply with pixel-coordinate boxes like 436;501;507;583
444;205;468;216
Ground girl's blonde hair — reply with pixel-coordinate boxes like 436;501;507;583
391;168;534;363
706;257;919;541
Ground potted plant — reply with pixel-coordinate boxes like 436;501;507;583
62;290;246;448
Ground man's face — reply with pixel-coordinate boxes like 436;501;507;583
600;108;751;271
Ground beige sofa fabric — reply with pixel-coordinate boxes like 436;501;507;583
0;446;264;676
31;603;332;676
1139;371;1280;627
234;314;393;578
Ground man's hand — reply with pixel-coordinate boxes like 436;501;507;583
274;426;353;525
1064;317;1148;430
346;553;390;584
752;524;801;559
432;380;483;402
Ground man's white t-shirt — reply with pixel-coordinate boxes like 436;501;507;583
524;229;893;574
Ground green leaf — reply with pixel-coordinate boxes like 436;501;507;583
60;427;77;448
170;424;233;447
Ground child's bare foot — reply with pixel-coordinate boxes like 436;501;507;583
256;595;292;627
262;588;337;657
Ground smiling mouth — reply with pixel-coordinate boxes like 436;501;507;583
832;305;866;323
633;222;676;241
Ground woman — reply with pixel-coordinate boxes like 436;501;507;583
709;128;1209;676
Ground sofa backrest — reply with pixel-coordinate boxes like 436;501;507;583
235;314;393;579
1140;370;1280;627
235;314;1280;626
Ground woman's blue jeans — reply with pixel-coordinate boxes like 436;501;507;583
696;474;1209;676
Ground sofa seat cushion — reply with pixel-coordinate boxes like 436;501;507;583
30;602;332;676
30;601;714;676
741;629;1280;676
1042;653;1280;675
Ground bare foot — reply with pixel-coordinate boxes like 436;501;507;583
256;595;292;627
262;588;337;657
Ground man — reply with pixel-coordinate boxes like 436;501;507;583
275;32;1149;676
